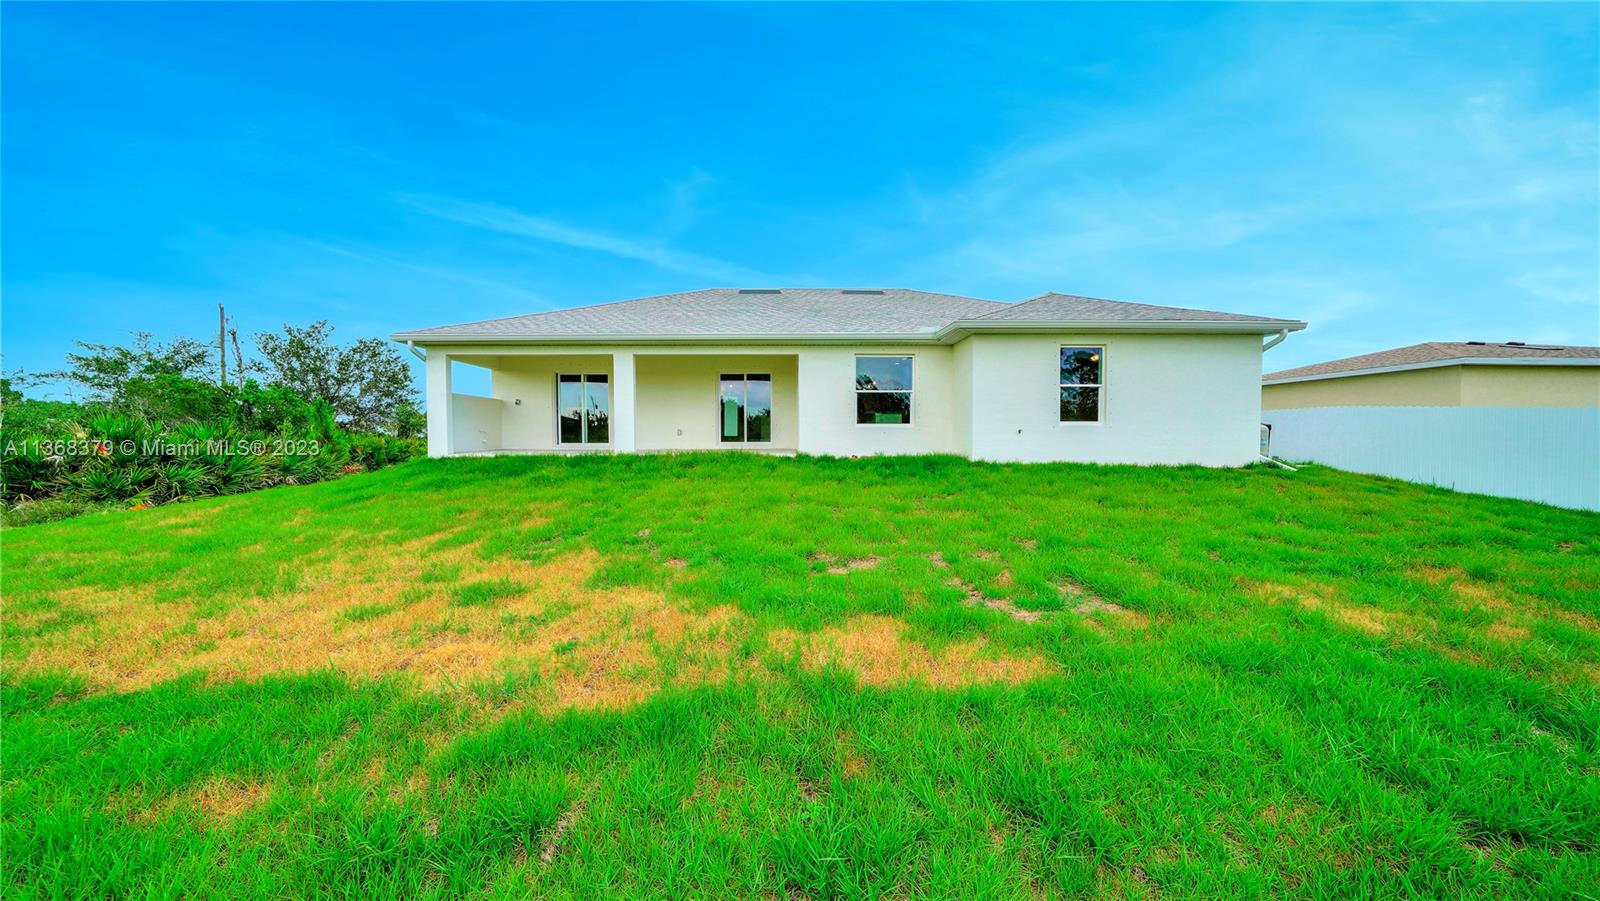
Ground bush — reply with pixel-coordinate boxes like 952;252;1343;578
1;497;116;528
1;376;424;525
347;433;424;469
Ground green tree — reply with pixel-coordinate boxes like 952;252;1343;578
45;333;218;401
254;321;417;434
117;373;235;424
393;403;427;440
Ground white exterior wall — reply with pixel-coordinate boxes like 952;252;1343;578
1263;406;1600;511
796;345;960;456
450;393;504;453
966;333;1264;466
420;336;1265;466
952;339;975;458
490;354;612;450
634;355;800;451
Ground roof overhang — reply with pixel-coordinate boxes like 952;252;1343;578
1264;356;1600;385
390;331;951;347
392;318;1308;348
933;318;1306;342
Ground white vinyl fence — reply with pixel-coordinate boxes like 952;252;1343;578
1262;406;1599;511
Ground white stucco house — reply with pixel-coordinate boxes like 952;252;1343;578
392;288;1306;466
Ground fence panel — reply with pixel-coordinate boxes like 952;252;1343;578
1262;406;1599;511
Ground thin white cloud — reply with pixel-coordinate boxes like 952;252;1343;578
300;240;547;305
398;194;763;283
903;10;1596;347
663;170;715;236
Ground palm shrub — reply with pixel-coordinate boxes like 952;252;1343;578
212;452;266;494
2;376;421;522
71;465;152;504
153;461;214;502
0;443;64;501
272;448;337;486
84;413;147;462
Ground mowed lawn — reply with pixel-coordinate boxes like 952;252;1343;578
3;455;1598;899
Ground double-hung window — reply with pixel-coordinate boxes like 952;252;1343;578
1059;346;1103;423
557;374;610;444
856;355;913;425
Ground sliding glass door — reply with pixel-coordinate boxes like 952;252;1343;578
557;374;609;445
719;373;772;443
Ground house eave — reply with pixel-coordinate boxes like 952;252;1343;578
389;331;949;347
392;318;1309;348
1263;356;1600;385
934;318;1308;342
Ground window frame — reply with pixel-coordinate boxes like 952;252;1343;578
854;354;915;428
555;373;612;446
1058;345;1105;426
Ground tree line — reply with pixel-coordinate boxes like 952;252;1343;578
1;321;425;526
15;321;421;436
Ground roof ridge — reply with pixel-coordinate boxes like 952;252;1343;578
880;288;1007;306
971;292;1051;318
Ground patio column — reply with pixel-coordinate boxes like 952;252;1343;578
612;350;636;453
795;350;822;456
426;350;452;457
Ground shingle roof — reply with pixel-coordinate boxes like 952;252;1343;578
976;292;1299;325
393;288;1304;342
1264;342;1600;382
396;289;1003;339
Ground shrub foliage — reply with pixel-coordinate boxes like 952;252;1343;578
1;372;421;521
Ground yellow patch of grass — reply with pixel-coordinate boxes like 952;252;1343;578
1414;566;1516;613
127;502;225;531
7;533;752;711
768;614;1050;688
1253;581;1402;636
1410;566;1577;645
809;553;883;574
1486;621;1532;642
126;776;272;825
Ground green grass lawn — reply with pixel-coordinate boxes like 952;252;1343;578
4;454;1598;899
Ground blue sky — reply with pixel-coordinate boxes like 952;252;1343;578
4;2;1596;398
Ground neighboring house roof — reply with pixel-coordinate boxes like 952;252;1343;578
394;288;1305;344
1264;342;1600;384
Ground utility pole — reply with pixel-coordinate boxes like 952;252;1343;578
230;328;246;388
219;304;228;387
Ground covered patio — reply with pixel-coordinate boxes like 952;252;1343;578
426;349;800;456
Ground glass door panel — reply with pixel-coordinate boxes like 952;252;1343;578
746;374;772;442
585;375;609;444
558;374;584;444
719;373;771;444
558;373;609;445
719;374;746;442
